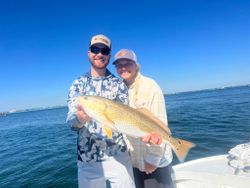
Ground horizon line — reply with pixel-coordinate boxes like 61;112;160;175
1;84;249;114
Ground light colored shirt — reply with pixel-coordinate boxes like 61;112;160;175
127;72;173;171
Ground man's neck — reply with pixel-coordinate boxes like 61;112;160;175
91;67;107;77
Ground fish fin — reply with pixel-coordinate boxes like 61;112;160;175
103;126;113;139
101;113;116;138
136;108;171;134
170;137;196;162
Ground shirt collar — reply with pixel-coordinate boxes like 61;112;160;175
84;69;112;79
129;72;141;89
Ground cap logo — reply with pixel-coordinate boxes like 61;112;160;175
94;37;109;44
117;51;127;58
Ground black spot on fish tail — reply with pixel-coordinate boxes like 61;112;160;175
175;140;182;151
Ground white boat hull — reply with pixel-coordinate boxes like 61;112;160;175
173;155;250;188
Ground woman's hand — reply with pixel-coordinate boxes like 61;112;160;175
144;161;157;174
141;133;162;145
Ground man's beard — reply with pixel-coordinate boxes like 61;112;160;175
90;61;108;69
90;56;110;69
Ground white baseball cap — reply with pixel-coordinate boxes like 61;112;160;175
113;49;137;64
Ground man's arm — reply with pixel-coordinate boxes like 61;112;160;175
66;79;89;130
116;81;129;105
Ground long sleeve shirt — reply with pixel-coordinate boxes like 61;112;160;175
127;72;173;171
66;70;129;162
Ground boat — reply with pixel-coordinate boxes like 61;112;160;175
172;142;250;188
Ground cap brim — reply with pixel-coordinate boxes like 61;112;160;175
90;43;110;49
112;58;136;65
112;59;119;65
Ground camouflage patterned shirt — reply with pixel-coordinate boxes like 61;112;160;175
66;70;129;162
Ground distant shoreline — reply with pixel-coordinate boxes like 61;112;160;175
1;84;249;114
0;106;66;115
165;84;250;96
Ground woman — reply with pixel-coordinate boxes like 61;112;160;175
113;49;174;188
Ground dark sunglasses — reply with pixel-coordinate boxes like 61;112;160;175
90;46;110;55
115;62;134;69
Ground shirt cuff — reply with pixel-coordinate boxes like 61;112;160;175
144;144;164;166
144;155;162;166
66;114;85;130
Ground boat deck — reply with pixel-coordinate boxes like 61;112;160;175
173;155;250;188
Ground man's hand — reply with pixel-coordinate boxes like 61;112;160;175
141;132;162;145
144;161;157;174
76;105;91;123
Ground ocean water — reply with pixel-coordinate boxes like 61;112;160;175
0;86;249;187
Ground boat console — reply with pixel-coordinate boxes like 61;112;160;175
228;142;250;174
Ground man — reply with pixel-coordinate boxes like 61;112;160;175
113;49;174;188
66;35;135;188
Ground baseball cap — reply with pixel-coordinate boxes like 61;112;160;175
112;49;137;64
90;34;111;49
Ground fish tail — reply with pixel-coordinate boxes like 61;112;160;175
170;137;196;162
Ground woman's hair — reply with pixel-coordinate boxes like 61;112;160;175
135;63;140;73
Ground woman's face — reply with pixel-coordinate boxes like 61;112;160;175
115;59;137;85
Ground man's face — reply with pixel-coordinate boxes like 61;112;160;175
88;44;111;69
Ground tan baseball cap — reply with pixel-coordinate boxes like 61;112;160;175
90;34;111;49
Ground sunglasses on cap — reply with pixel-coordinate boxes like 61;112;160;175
90;46;110;55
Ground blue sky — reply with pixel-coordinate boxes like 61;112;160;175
0;0;249;111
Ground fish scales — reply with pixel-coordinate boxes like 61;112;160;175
78;95;195;162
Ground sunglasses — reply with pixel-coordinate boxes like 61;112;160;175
115;62;134;69
90;46;110;55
